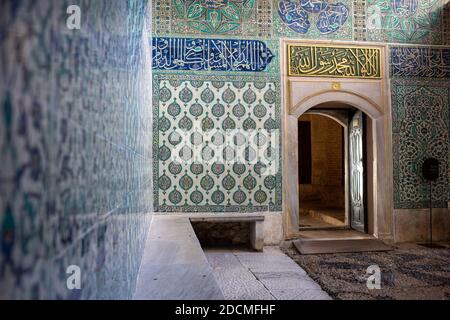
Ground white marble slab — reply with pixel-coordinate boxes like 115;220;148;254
133;216;224;300
205;247;332;300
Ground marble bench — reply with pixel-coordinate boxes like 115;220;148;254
189;214;265;251
133;215;224;300
133;214;266;299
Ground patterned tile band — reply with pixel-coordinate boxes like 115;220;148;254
288;44;382;78
391;47;450;78
152;37;274;72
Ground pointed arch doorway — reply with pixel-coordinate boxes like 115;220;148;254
281;40;394;241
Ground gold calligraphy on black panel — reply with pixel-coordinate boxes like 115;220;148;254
288;45;382;79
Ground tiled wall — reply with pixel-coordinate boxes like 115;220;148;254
390;47;450;209
367;0;445;44
152;1;450;213
0;0;153;299
2;1;448;300
152;0;449;43
153;73;281;212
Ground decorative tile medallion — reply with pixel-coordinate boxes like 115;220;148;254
366;0;443;44
153;73;282;212
273;0;353;39
392;80;449;209
277;0;350;34
288;44;382;78
152;37;274;72
391;46;450;78
172;0;256;34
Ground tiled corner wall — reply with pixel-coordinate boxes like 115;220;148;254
2;1;448;299
0;0;153;299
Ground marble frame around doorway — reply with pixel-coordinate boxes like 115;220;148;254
281;39;394;241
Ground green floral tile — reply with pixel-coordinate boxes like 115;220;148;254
153;73;282;212
367;0;444;44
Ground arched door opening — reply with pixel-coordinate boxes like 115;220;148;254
281;41;393;241
298;113;346;229
297;104;370;233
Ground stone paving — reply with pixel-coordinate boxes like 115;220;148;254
282;242;450;300
205;246;332;300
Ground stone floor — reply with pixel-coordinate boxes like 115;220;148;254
282;242;450;300
299;214;341;229
297;229;373;240
205;246;332;300
299;200;345;229
308;208;346;226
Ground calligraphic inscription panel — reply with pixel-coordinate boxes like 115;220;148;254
288;45;382;79
391;47;450;78
274;0;353;39
277;0;350;35
152;37;274;72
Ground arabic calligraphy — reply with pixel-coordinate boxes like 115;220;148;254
391;47;450;78
278;0;349;35
392;0;418;15
289;45;382;78
152;37;274;72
